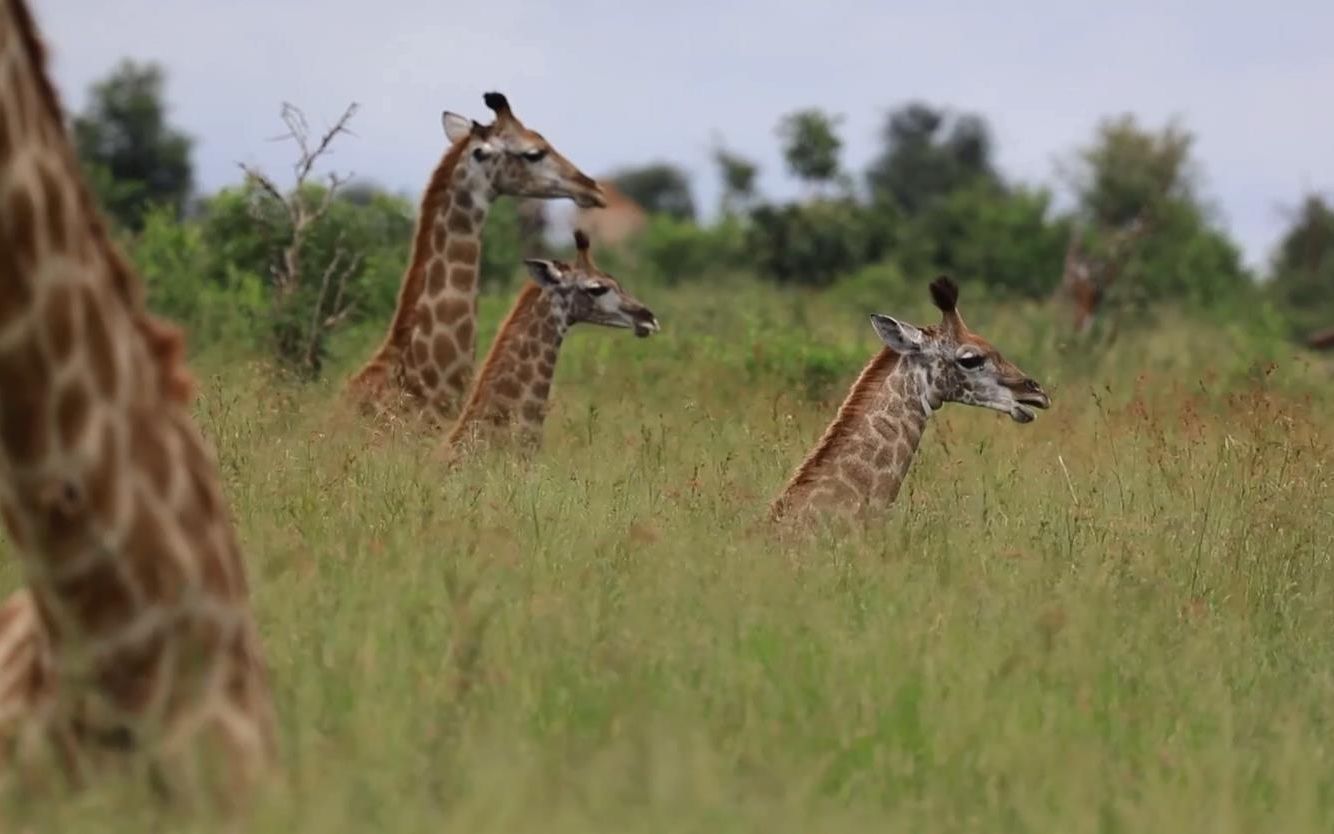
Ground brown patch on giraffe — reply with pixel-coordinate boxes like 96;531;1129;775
542;348;558;365
533;380;551;400
420;366;440;390
432;333;457;368
51;560;135;634
0;338;50;466
872;445;895;470
42;281;78;363
426;261;447;296
85;420;121;521
444;365;469;393
446;239;479;262
198;531;236;600
129;411;171;494
54;378;92;448
843;461;875;494
456;319;474;351
224;628;256;704
35;160;67;252
0;100;11;163
516;363;534;384
436;297;469;325
454;189;474;210
521;402;544;424
411;337;429;366
494;377;521;400
446;210;473;234
448;266;476;291
431;223;446;252
123;505;185;604
5;184;39;274
99;630;167;713
80;286;119;398
871;414;900;441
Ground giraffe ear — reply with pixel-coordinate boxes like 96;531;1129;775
870;314;924;354
524;259;564;288
442;111;476;144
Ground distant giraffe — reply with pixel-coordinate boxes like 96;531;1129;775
772;277;1050;522
1059;215;1149;333
442;230;658;457
0;0;274;804
347;93;606;426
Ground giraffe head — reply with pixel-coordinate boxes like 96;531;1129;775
441;92;606;208
869;277;1050;423
522;230;660;337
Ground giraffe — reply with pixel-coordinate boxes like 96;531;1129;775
347;92;607;426
771;276;1050;522
0;0;275;805
441;230;658;456
1058;215;1150;333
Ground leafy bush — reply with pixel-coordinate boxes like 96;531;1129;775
634;215;747;284
134;206;266;350
746;200;894;287
898;184;1069;298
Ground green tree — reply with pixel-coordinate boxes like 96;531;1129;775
1267;194;1334;338
1065;115;1250;317
865;102;998;216
777;109;843;192
746;199;891;287
1069;114;1193;227
713;145;759;216
72;59;194;230
900;183;1069;298
610;163;696;220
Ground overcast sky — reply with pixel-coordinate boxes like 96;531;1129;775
32;0;1334;272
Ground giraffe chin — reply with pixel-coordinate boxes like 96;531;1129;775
1010;405;1036;423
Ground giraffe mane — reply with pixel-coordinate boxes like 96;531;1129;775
778;347;901;498
385;138;470;351
3;0;194;404
4;0;62;128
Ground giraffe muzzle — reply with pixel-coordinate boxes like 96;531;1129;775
1009;379;1051;423
632;309;660;338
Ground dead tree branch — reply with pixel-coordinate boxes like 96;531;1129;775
235;101;361;377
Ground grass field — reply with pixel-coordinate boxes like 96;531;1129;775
3;279;1333;832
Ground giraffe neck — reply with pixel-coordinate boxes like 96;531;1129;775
382;144;493;420
772;348;934;520
0;0;274;794
444;284;570;451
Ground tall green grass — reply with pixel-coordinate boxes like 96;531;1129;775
3;281;1332;832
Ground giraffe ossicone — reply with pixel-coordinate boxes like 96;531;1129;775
347;91;607;426
772;275;1050;522
441;230;659;457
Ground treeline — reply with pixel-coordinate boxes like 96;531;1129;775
75;61;1334;377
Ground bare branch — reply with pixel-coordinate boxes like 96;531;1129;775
292;102;359;189
238;101;361;376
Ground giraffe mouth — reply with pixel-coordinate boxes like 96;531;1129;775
632;311;660;338
1010;391;1051;423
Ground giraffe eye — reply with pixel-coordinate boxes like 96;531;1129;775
958;353;986;369
585;284;610;297
522;149;548;162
